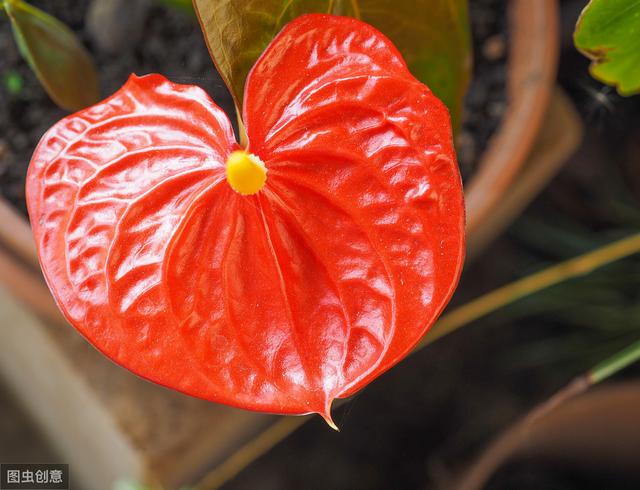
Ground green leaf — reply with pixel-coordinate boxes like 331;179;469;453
193;0;471;126
4;0;100;110
574;0;640;96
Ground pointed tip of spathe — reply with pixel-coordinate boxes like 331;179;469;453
319;399;340;431
322;414;340;432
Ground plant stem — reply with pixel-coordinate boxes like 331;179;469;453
457;336;640;490
193;232;640;490
417;232;640;349
349;0;362;19
236;108;248;148
523;336;640;431
589;337;640;383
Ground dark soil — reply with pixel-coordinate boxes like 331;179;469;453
0;0;234;215
0;0;507;214
458;0;509;179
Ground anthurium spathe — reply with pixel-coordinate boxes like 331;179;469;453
26;14;465;425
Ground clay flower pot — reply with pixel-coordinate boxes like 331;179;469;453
465;0;560;249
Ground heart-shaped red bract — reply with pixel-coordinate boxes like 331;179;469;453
27;14;464;422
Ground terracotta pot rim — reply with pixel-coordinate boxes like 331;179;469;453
465;0;560;236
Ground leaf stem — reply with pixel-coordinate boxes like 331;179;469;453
326;0;335;14
192;232;640;490
457;336;640;490
349;0;361;19
589;337;640;383
417;232;640;349
236;107;248;148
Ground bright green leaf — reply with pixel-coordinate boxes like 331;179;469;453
193;0;471;126
4;0;100;110
574;0;640;96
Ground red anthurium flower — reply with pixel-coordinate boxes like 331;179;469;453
27;14;464;426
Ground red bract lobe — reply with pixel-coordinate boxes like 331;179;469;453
26;14;464;424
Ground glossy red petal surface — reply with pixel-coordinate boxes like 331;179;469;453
27;15;464;419
244;15;465;399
